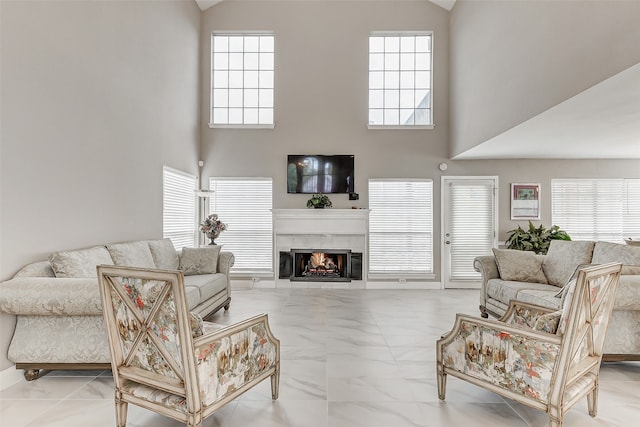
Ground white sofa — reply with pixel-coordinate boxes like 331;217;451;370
474;240;640;361
0;238;234;380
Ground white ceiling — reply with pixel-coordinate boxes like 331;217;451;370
194;0;457;12
453;62;640;159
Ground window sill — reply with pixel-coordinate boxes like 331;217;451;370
367;124;435;130
209;123;275;129
367;273;436;280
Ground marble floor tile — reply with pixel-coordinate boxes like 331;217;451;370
1;288;639;427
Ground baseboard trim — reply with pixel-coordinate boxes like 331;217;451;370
0;365;23;391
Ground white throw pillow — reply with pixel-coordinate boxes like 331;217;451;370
492;248;548;284
147;238;179;270
106;241;156;268
179;246;222;276
49;246;114;278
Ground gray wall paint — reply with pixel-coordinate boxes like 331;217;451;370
0;0;201;370
199;0;451;239
450;0;640;157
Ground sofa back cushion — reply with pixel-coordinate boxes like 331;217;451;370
49;246;114;278
492;248;547;284
592;241;640;274
180;246;221;276
542;240;595;287
106;241;156;268
148;238;179;270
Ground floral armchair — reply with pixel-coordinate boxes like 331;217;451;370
97;265;280;427
437;262;622;427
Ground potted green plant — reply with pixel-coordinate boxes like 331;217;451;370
306;193;332;209
505;221;571;254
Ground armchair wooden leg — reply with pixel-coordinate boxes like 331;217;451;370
587;386;599;417
115;397;128;427
437;370;447;400
271;364;280;400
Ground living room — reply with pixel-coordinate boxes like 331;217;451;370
1;0;639;425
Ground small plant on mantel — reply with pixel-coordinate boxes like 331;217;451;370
306;194;332;209
505;220;571;255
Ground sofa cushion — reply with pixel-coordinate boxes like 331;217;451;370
49;246;114;278
517;289;563;310
492;248;547;284
543;240;595;287
183;285;202;310
592;241;640;268
486;279;556;305
106;241;156;268
148;238;179;270
184;273;227;302
180;246;222;276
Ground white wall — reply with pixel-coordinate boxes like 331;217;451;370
0;0;201;370
450;0;640;156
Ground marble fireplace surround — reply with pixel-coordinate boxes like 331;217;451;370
272;209;369;287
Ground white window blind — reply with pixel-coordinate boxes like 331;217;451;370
447;180;495;281
551;179;640;243
368;179;433;276
209;178;273;275
624;179;640;239
163;167;197;249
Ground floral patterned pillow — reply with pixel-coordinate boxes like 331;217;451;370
179;246;221;276
533;310;562;334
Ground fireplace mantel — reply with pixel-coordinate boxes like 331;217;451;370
272;209;369;235
272;209;369;286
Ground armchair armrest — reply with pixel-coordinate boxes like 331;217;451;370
474;256;500;311
500;300;557;328
437;313;560;404
194;314;279;406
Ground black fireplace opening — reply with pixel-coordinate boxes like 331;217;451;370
279;249;362;282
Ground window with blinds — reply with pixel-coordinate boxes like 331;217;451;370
368;179;433;276
209;178;273;275
551;179;640;243
163;167;197;249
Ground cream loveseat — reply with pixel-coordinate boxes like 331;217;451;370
0;239;234;380
475;240;640;361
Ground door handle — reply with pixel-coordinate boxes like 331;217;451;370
445;241;451;244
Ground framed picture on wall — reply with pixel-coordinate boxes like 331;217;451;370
511;183;540;220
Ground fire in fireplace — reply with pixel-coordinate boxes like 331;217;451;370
279;249;362;282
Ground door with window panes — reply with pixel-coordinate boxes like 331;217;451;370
442;177;498;288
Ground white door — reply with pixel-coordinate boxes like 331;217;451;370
441;177;498;289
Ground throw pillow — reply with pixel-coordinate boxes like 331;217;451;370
106;241;156;268
592;241;640;275
49;246;114;278
180;246;222;276
190;312;204;338
542;240;595;287
492;248;547;284
148;238;179;270
533;310;562;334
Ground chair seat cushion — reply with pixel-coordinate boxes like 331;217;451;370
121;380;188;413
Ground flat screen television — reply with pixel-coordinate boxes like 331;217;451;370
287;155;354;194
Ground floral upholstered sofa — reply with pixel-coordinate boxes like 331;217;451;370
474;240;640;360
0;239;234;380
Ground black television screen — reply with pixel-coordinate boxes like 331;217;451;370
287;155;354;194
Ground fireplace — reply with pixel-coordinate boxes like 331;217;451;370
279;249;362;282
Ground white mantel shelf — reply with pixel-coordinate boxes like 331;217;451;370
272;209;369;235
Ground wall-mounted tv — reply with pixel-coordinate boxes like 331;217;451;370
287;155;354;194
